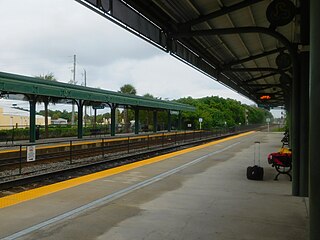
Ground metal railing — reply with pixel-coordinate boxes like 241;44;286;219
0;124;266;180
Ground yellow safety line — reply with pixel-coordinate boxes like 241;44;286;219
0;131;254;209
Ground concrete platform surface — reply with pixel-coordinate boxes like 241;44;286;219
0;131;308;240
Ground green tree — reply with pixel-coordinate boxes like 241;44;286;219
35;73;59;138
177;96;272;130
140;93;156;130
119;84;137;132
143;93;154;99
119;84;137;95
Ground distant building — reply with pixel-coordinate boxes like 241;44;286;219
51;118;68;125
0;106;50;129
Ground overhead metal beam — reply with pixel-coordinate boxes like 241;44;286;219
254;86;282;92
244;84;282;87
225;47;286;67
184;0;264;27
174;28;294;52
242;72;280;83
271;90;285;96
224;67;281;72
173;26;298;107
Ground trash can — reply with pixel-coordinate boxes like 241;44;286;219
36;126;40;140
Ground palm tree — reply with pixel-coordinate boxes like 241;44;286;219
119;84;137;132
36;73;59;138
119;84;137;95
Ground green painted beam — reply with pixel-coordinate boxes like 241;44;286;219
0;71;195;112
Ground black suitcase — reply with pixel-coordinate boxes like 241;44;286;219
247;141;264;180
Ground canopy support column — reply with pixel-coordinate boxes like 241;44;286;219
29;97;37;143
299;51;309;197
135;108;139;134
153;111;157;133
291;59;301;196
167;110;172;132
178;112;182;131
310;0;320;238
77;100;84;139
110;104;117;136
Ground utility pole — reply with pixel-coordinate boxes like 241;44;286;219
71;54;76;125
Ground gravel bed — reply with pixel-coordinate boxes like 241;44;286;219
0;135;223;198
0;144;182;183
0;144;189;197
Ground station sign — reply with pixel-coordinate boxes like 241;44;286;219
170;110;179;115
198;118;203;123
27;146;36;162
92;105;105;110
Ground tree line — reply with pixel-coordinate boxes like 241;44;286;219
35;75;272;131
177;96;273;129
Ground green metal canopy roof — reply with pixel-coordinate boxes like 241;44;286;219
0;71;195;112
76;0;301;108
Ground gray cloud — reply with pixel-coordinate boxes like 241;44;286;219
0;0;255;106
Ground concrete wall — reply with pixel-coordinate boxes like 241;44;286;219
0;107;51;129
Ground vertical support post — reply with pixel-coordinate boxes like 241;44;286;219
291;61;301;196
153;110;157;133
111;104;116;136
127;137;130;153
167;110;172;132
77;100;83;139
69;140;73;164
162;132;164;147
310;0;320;238
94;108;97;129
102;138;105;158
299;51;310;197
135;108;139;135
178;111;182;131
175;131;177;145
19;145;22;175
298;0;310;198
29;97;36;143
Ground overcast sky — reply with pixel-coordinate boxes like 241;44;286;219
0;0;282;117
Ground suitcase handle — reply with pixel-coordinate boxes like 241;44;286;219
254;142;261;166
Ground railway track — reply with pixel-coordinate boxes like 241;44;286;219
0;128;263;194
0;131;210;169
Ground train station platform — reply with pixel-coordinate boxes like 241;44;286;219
0;131;308;240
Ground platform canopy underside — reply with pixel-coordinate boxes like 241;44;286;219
77;0;300;108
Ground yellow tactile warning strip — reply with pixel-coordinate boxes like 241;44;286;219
0;131;255;209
